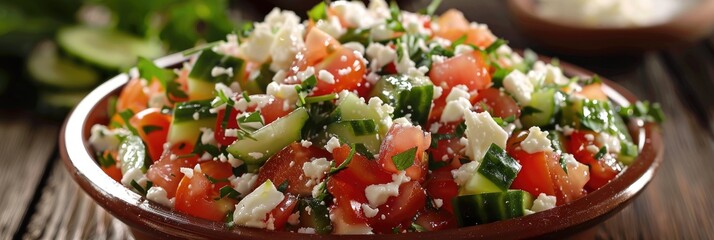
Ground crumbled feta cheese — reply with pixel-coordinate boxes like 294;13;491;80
315;16;345;38
231;173;258;196
265;82;299;105
503;70;534;105
147;186;174;207
584;133;595;141
302;158;331;186
440;98;471;123
561;125;575;136
463;110;509;161
392;117;412;126
337;67;352;76
587;145;600;154
237;24;273;63
366;43;396;71
446;85;471;102
89;124;129;152
367;96;395;128
451;161;480;186
343;42;366;55
199;128;217;145
530;193;557;213
297;227;316;234
562;153;578;166
213;34;240;56
211;66;234;78
370;23;394;41
433;199;444;209
431;55;447;65
433;86;444;99
224;128;239;138
361;203;380;218
233;181;285;229
300;140;313;148
331;1;372;28
402;12;431;35
179;167;194;179
394;42;416;74
248;152;264;159
454;44;474;55
429;122;442;133
228;153;244;168
325;137;341;153
521;127;552;153
121;168;146;187
364;171;410;208
318;70;335;84
597;133;621;153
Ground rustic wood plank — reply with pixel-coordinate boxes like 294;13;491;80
23;160;133;240
0;115;57;240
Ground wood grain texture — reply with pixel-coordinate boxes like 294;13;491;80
0;115;57;240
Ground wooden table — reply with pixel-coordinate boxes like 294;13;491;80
2;1;713;239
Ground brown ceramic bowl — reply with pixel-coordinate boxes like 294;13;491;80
508;0;714;55
60;52;663;239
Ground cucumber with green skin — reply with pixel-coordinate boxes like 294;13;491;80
118;135;147;175
369;74;434;126
327;92;387;155
326;120;381;154
453;190;533;226
520;88;564;128
57;26;164;71
28;41;99;90
227;107;309;165
187;50;244;100
168;100;217;144
298;198;333;234
460;144;521;195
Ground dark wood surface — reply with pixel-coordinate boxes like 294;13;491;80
2;1;713;239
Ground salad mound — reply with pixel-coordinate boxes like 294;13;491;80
88;0;662;234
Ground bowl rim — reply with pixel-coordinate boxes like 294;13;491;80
60;52;664;239
508;0;714;31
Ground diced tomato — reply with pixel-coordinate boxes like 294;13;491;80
545;151;590;204
303;28;341;67
256;142;331;196
424;167;458;213
146;143;198;198
509;149;557;197
257;96;294;124
578;82;608;101
327;177;369;225
429;52;491;121
116;78;149;114
214;108;240;146
473;88;521;119
267;194;299;230
371;181;427;233
129;108;171;162
434;9;496;49
377;125;431;182
427;122;466;168
567;130;619;191
414;209;458;231
100;150;123;182
355;78;375;99
332;145;392;190
174;161;236;221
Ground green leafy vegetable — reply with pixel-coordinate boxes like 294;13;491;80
216;185;241;200
386;1;406;32
392;146;418;171
97;152;117;168
131;180;153;197
237;111;264;132
330;143;356;175
618;101;665;123
308;1;328;21
419;0;443;16
118;109;139;135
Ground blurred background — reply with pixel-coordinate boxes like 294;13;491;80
1;0;714;239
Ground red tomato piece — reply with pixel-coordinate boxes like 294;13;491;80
377;125;431;182
129;108;171;162
214;108;240;146
509;149;557;197
429;52;491;121
267;194;299;230
424;167;459;213
371;181;427;233
174;162;237;221
427;122;465;169
327;177;369;225
146;143;198;198
312;47;366;96
414;209;458;232
472;88;521;119
567;130;620;191
100;150;123;182
116;78;149;114
256;142;331;196
332;145;392;190
434;9;495;48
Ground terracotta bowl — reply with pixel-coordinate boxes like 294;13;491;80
507;0;714;55
60;52;663;239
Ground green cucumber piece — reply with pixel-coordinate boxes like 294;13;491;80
520;88;563;127
452;190;533;226
369;74;433;126
460;144;521;195
326;120;381;154
28;41;99;90
238;62;274;95
168;100;217;144
335;91;388;135
299;198;333;234
38;90;89;109
188;50;244;100
118;135;147;174
57;26;164;70
227;107;309;165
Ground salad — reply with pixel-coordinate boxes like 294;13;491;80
88;0;663;234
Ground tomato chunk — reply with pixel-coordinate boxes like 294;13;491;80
174;162;237;221
371;181;427;233
267;194;299;230
256;142;331;196
424;167;459;213
332;145;392;190
146;143;198;198
567;130;619;191
377;125;431;182
129;108;171;162
414;209;458;231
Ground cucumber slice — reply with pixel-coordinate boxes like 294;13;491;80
57;26;164;70
326;120;381;154
298;198;333;234
460;144;521;195
520;88;563;127
188;50;244;100
168;100;217;144
38;90;88;109
369;74;433;126
335;92;388;135
452;190;533;226
238;63;274;95
329;92;388;154
118;135;147;174
227;107;309;165
28;41;99;90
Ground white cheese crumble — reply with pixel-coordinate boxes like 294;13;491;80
302;158;331;186
367;96;395;128
179;167;194;179
300;140;313;148
361;203;380;218
120;168;146;187
454;44;474;56
227;153;244;168
325;137;341;153
315;16;346;38
392;117;412;126
433;86;444;99
146;186;174;207
231;173;258;196
364;171;410;208
266;82;299;105
343;42;366;55
503;69;534;105
365;43;396;71
440;98;471;123
210;66;233;78
452;161;480;186
297;227;316;234
463;110;508;161
233;181;285;229
433;199;444;209
530;193;557;213
521;127;553;153
199;128;217;145
89;124;129;152
597;132;622;153
248;152;264;159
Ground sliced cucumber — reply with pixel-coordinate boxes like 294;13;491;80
118;135;147;174
227;107;309;165
168;100;217;144
57;26;164;70
460;144;521;195
299;198;333;234
28;41;99;90
520;88;563;127
452;190;533;226
238;63;274;95
369;74;433;126
38;90;89;109
188;50;243;100
326;120;381;154
328;92;387;154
